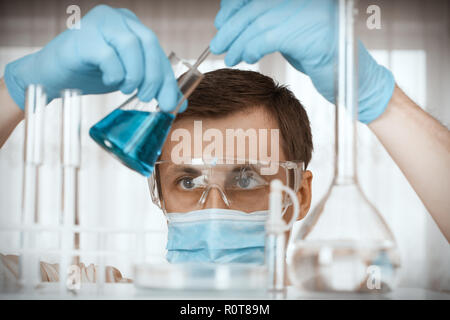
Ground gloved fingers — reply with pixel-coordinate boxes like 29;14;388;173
239;25;288;65
125;18;181;112
223;0;314;67
117;8;141;21
100;14;145;95
240;2;321;66
78;10;127;88
137;50;163;103
178;98;188;113
282;53;306;73
87;40;125;88
124;18;163;102
214;0;248;29
210;0;283;55
224;1;299;66
156;71;181;113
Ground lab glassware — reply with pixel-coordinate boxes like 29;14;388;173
287;0;400;293
20;84;46;290
265;180;300;294
59;89;82;292
134;262;268;292
89;49;209;177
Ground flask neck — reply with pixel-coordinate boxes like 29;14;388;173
334;105;357;185
334;0;357;185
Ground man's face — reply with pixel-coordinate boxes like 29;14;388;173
159;106;313;223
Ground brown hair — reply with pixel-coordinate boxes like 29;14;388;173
177;68;313;167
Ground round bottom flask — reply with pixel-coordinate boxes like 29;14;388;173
287;0;400;293
288;184;400;293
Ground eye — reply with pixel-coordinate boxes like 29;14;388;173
179;177;195;190
230;169;267;190
236;174;252;188
176;175;206;190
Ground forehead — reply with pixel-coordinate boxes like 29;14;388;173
160;107;286;161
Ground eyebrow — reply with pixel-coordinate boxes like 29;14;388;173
164;164;263;178
171;166;202;175
231;165;259;174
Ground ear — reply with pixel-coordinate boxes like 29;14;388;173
297;170;312;220
282;170;313;225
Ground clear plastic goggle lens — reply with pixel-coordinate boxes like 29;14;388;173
148;159;304;213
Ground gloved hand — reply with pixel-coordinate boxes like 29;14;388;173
210;0;395;124
4;4;185;113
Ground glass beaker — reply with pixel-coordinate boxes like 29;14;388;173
89;50;208;177
287;0;400;293
20;84;46;291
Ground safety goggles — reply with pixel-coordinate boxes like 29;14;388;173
148;158;304;213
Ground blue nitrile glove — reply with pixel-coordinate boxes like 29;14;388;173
3;4;187;113
210;0;395;124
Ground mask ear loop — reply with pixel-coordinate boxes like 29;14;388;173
280;165;302;218
281;197;291;217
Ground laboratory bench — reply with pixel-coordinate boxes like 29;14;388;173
0;283;449;300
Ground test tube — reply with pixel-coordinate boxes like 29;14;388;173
266;181;286;295
59;89;82;293
265;231;287;299
265;181;286;294
266;180;300;297
20;84;46;290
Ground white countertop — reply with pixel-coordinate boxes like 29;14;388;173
1;283;449;300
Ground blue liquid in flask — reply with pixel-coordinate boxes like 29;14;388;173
89;109;175;176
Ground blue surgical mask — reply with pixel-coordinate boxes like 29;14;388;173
166;209;268;264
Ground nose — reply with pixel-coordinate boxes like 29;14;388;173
198;185;230;209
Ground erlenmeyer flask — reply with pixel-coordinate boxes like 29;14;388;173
89;50;208;177
287;0;400;293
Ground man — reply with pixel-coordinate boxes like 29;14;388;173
151;68;313;264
